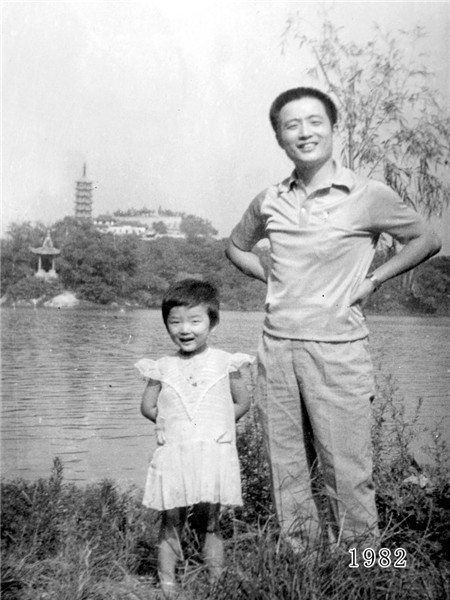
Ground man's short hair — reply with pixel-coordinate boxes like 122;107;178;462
269;87;338;132
162;279;220;328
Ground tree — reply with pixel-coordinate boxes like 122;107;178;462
152;221;168;235
7;276;63;302
1;222;48;291
180;215;218;240
282;13;450;287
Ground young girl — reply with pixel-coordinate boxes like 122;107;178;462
135;279;253;596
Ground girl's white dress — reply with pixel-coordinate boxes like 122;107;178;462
135;348;253;511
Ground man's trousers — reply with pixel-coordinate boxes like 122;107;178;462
256;333;379;549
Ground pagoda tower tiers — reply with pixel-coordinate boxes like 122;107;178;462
31;231;61;279
75;163;93;219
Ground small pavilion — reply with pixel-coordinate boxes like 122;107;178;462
30;231;61;279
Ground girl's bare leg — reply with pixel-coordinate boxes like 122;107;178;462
204;530;224;583
158;508;186;595
193;503;224;584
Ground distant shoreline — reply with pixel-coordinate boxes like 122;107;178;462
1;301;449;318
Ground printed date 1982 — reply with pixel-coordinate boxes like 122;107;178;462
349;547;407;568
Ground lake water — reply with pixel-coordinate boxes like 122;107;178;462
1;308;449;489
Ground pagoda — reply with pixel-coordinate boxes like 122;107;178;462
75;163;93;219
30;231;61;279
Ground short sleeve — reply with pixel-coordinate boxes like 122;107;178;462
228;353;255;373
134;358;161;381
230;191;267;251
365;181;429;244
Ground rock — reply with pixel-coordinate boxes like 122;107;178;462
44;291;79;308
16;299;33;307
403;474;430;488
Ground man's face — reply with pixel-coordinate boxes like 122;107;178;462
276;97;335;171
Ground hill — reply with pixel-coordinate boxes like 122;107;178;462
1;218;449;315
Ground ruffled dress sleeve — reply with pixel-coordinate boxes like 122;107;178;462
134;358;162;381
228;353;255;373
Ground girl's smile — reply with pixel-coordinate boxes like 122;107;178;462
166;304;215;356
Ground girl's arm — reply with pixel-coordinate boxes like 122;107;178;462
140;379;161;423
229;371;251;422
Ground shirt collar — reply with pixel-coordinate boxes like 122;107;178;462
279;161;356;194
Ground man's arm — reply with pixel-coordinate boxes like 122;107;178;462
350;227;441;306
225;239;267;283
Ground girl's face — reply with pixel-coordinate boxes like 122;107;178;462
166;303;215;356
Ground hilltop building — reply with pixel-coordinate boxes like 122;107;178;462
75;164;93;220
93;214;184;239
69;166;213;239
30;231;61;279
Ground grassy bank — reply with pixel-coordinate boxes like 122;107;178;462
2;377;449;599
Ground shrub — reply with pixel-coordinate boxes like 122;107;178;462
6;276;63;302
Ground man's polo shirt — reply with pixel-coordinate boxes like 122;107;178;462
230;164;428;341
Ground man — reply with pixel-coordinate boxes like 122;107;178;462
226;87;441;550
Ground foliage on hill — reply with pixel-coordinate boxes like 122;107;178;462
1;218;449;314
0;219;263;309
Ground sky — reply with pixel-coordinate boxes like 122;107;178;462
2;0;450;251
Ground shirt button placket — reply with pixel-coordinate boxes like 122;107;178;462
300;206;307;225
296;186;308;227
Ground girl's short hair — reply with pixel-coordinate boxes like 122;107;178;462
162;279;220;328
